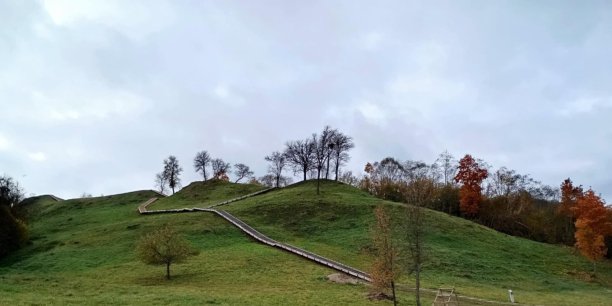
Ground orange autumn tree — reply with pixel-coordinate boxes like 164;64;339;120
454;154;488;217
572;189;612;273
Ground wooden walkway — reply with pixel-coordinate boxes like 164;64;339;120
138;200;371;282
137;186;537;305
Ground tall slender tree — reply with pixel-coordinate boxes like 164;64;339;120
370;205;400;305
558;178;583;243
331;132;355;181
154;172;168;195
162;155;183;194
313;126;335;194
403;172;436;306
265;151;287;188
434;150;456;186
193;151;211;181
454;154;488;217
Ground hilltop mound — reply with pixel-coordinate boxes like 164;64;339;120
151;179;267;210
20;194;61;206
1;188;374;305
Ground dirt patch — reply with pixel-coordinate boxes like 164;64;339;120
566;269;596;282
367;292;393;301
327;273;362;285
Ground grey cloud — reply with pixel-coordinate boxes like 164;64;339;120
1;0;611;201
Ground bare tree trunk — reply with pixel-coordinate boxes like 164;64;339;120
317;168;321;195
325;158;330;179
303;169;307;181
166;262;171;280
391;281;397;306
334;156;340;181
415;214;422;306
415;262;421;306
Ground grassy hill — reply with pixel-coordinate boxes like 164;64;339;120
0;190;384;305
223;180;612;305
151;179;267;210
1;180;610;305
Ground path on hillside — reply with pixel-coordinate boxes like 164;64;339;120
49;195;63;202
137;190;535;306
138;198;371;281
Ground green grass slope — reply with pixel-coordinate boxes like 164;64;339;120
0;190;395;305
151;179;267;210
223;180;612;305
18;194;61;216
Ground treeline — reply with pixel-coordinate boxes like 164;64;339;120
154;125;354;194
354;152;612;260
0;175;28;259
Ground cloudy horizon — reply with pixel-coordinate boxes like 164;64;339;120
1;0;611;201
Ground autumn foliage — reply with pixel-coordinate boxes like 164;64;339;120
559;178;583;218
572;189;612;270
370;205;399;301
454;155;488;217
216;172;230;181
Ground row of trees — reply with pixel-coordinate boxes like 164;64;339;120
266;125;355;193
0;175;28;259
368;160;435;305
154;126;355;194
367;153;611;305
558;179;612;272
155;153;255;194
357;152;579;244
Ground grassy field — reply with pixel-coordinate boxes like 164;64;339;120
150;179;267;210
223;180;612;305
1;180;611;305
0;190;422;305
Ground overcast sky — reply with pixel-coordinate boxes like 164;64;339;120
1;0;611;201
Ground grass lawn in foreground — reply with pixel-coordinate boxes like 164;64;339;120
0;190;425;305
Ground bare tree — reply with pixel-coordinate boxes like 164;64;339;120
154;172;168;195
265;151;287;188
338;170;360;187
259;174;292;188
324;127;338;179
284;138;316;181
259;174;275;187
331;132;354;180
162;155;183;194
211;158;231;179
193;151;211;181
434;150;457;186
233;163;254;183
402;169;436;306
313;126;335;194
